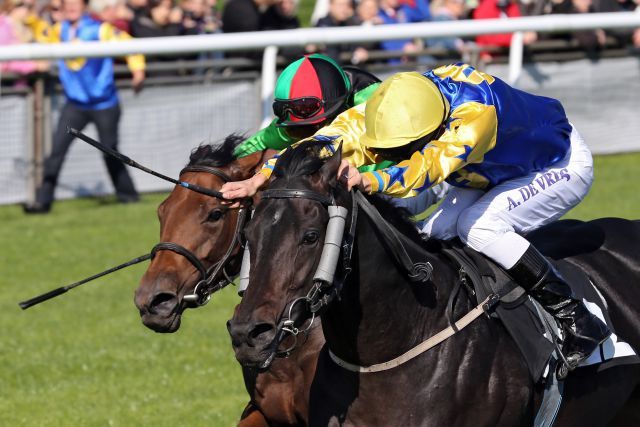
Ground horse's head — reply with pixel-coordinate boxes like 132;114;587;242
134;135;268;333
227;141;348;368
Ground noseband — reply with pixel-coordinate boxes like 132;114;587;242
150;165;250;307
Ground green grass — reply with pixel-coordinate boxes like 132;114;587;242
0;152;638;426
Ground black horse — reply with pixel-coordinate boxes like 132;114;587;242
228;141;640;426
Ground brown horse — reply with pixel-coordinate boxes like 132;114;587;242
134;135;324;426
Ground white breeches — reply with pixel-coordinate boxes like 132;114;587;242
420;125;593;268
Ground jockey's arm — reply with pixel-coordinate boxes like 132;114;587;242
233;119;294;158
258;104;380;179
221;104;378;200
360;101;498;198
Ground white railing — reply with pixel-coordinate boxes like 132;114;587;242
1;12;639;124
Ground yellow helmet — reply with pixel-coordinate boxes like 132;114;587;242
361;72;449;149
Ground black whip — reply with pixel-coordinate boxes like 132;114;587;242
67;127;226;200
18;253;152;310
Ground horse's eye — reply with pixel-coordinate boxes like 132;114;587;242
302;230;320;245
207;209;224;222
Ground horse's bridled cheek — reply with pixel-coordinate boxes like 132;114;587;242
288;241;321;291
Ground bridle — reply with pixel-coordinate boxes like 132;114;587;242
19;129;251;310
256;184;434;360
258;186;346;358
151;165;250;308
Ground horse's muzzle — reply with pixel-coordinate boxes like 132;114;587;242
227;319;277;368
135;289;183;333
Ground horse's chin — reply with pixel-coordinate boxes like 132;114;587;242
234;347;276;371
141;312;183;333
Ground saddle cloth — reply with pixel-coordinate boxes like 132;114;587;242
441;241;639;382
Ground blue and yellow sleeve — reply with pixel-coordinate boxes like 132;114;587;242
259;103;381;179
362;101;498;197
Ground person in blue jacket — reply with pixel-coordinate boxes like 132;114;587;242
24;0;145;213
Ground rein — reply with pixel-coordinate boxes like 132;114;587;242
19;130;248;310
329;294;500;373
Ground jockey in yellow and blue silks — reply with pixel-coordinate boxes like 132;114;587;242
221;64;610;376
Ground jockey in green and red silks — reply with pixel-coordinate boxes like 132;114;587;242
233;54;382;164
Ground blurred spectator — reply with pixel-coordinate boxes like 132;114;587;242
19;0;51;41
316;0;357;26
262;0;300;30
315;0;360;62
40;0;64;25
0;0;47;77
90;0;133;32
427;0;467;52
553;0;606;55
131;0;184;37
473;0;537;60
352;0;383;64
634;0;640;50
517;0;561;15
310;0;329;25
222;0;275;33
127;0;148;16
378;0;431;63
23;0;145;214
378;0;431;24
262;0;304;60
182;0;221;34
615;0;636;10
357;0;383;24
1;0;36;43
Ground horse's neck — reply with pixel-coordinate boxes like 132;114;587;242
322;211;460;367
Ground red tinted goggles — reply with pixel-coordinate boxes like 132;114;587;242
273;97;325;121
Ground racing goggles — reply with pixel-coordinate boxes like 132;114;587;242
273;97;326;121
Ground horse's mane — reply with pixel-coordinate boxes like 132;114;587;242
275;139;431;248
367;194;433;248
273;140;327;178
187;133;244;168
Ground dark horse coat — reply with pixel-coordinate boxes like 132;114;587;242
228;142;640;427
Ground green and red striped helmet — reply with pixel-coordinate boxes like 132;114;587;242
273;54;352;127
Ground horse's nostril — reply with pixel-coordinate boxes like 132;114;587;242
149;292;178;315
248;323;275;342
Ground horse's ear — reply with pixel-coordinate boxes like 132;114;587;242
232;149;278;179
318;143;342;187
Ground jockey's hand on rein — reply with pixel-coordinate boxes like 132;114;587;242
221;174;266;207
338;160;370;192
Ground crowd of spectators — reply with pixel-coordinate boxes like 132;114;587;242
1;0;640;77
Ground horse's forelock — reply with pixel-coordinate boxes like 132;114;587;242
188;133;245;168
273;140;329;179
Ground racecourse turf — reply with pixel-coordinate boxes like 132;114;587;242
0;151;638;426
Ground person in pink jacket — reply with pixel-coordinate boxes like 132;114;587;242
0;0;46;76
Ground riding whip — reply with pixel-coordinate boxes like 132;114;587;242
18;253;151;310
67;127;226;200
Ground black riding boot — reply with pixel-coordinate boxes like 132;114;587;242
508;245;610;375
